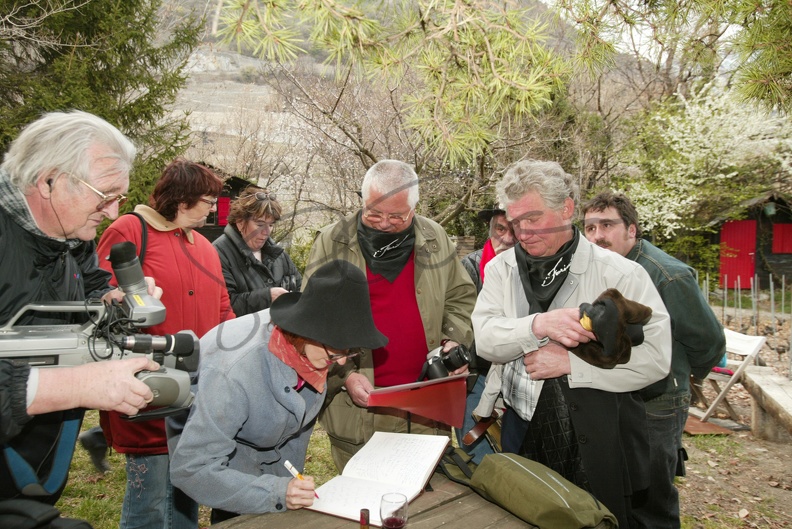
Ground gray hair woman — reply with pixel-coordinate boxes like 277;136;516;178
213;186;302;316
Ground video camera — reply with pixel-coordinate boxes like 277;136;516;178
0;242;197;421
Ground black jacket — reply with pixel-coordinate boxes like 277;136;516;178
0;207;112;326
0;205;111;503
0;362;31;445
213;224;301;316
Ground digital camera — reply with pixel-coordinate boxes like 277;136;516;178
418;343;471;380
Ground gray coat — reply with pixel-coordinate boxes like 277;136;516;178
170;310;324;514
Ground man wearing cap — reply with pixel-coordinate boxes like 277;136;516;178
304;159;477;471
170;260;387;523
460;207;516;293
458;207;515;462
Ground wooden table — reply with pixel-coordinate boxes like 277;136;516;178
212;473;532;528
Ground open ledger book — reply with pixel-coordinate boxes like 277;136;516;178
307;432;449;526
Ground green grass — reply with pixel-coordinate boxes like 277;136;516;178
684;432;743;457
57;411;337;529
57;413;129;527
303;426;337;486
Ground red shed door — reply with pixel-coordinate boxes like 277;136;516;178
719;220;756;289
217;196;231;226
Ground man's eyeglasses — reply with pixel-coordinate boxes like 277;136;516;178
199;197;218;207
362;208;414;226
321;344;363;362
73;176;127;211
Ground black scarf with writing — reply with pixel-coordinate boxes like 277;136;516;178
515;227;579;313
357;213;416;282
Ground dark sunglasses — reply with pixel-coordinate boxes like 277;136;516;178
255;191;277;201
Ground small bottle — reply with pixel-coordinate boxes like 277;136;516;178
360;508;370;529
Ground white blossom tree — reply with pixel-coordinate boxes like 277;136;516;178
611;82;792;262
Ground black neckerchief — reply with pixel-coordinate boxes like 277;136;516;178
357;212;416;282
515;227;579;313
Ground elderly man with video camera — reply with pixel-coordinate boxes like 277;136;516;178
0;111;162;520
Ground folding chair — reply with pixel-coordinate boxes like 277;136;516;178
698;328;766;422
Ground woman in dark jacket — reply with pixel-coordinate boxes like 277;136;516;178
213;187;302;316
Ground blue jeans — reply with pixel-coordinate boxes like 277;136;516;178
500;406;530;454
454;375;496;465
120;453;198;529
631;392;690;529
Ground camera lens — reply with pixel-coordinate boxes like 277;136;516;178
440;344;470;371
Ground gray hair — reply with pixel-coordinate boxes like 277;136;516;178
361;160;420;209
496;160;579;213
1;110;136;189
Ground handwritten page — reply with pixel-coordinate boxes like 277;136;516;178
307;432;450;527
343;432;449;487
310;477;414;526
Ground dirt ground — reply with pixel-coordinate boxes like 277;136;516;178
678;316;792;528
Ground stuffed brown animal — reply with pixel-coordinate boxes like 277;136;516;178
572;288;652;369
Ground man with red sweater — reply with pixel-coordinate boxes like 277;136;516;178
304;160;477;471
96;159;235;529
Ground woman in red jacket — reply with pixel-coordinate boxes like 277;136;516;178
96;159;235;529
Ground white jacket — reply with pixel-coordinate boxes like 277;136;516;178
472;236;672;418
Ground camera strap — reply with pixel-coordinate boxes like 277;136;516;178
125;212;148;267
3;412;82;497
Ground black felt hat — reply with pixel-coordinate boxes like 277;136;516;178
477;207;506;223
270;260;388;350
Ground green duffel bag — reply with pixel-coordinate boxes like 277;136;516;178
469;453;618;529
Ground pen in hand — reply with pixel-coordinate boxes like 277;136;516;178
284;460;319;499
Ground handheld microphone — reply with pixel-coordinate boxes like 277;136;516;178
120;331;199;372
120;332;196;355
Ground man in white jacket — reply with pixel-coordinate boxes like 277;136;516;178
472;159;672;529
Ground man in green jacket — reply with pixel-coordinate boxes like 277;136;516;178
303;160;477;471
583;191;726;529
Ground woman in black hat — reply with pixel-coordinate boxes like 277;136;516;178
170;260;387;524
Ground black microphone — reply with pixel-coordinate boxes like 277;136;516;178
120;333;196;357
108;241;147;296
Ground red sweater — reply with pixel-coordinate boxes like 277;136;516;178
368;255;428;386
96;208;235;453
